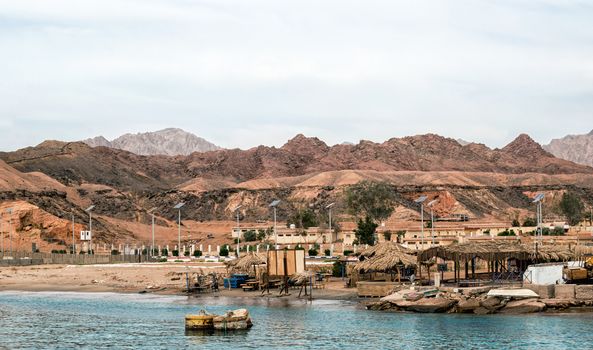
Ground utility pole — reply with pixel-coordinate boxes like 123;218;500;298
234;205;243;257
269;200;281;249
415;196;427;249
148;207;157;258
174;203;185;256
71;211;75;255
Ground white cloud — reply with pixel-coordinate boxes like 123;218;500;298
0;0;592;151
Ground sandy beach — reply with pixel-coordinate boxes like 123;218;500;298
0;263;357;300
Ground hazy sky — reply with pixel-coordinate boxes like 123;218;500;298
1;0;592;151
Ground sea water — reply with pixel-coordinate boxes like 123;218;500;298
1;291;593;349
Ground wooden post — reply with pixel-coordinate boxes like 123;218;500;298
464;258;468;280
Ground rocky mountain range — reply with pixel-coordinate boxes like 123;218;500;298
544;130;593;167
1;131;593;250
83;128;220;156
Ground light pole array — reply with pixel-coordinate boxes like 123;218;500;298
148;207;157;258
269;200;281;249
174;202;185;255
234;205;243;257
326;202;335;242
427;199;438;247
533;193;544;253
415;196;427;249
85;205;95;254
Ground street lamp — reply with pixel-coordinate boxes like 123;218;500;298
415;196;427;249
148;207;158;258
427;200;438;247
533;193;545;253
234;205;243;257
85;205;95;254
326;203;335;242
174;202;185;255
269;200;281;249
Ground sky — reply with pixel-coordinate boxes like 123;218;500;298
1;0;592;151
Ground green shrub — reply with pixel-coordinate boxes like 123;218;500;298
193;250;202;257
111;249;120;255
523;217;537;227
308;248;318;256
324;249;331;256
243;230;257;242
161;248;168;256
158;258;168;262
332;261;344;277
343;250;353;256
172;250;179;257
219;246;229;256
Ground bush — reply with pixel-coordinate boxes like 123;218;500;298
523;217;537;227
243;230;257;242
152;248;159;256
184;251;190;256
497;229;516;236
383;231;392;242
332;261;345;277
193;250;202;257
161;248;168;256
158;258;168;262
172;250;179;257
111;249;120;255
219;246;229;257
308;248;318;256
142;248;148;255
324;249;331;256
512;219;520;227
343;250;353;256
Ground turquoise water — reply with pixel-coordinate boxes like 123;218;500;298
1;292;593;349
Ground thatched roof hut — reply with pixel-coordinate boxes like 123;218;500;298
226;253;266;273
359;242;415;259
355;242;417;274
418;241;575;263
354;252;417;273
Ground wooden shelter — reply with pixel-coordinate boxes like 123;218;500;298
354;242;417;282
226;253;266;275
418;241;575;284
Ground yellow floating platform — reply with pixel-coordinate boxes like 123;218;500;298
185;313;214;330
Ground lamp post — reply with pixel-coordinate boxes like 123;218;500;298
148;207;158;258
269;200;281;249
85;205;95;254
234;205;243;257
174;202;185;256
427;199;438;247
533;193;544;254
415;196;427;249
326;203;335;242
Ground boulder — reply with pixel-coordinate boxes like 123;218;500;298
462;286;492;297
499;299;546;314
554;284;575;299
575;285;593;300
381;291;405;303
457;298;481;313
400;297;457;313
541;298;570;309
480;296;503;311
473;306;492;315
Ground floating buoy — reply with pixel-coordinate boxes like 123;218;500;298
185;309;252;331
185;310;214;330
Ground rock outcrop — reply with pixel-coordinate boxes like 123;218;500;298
544;129;593;167
83;128;221;156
